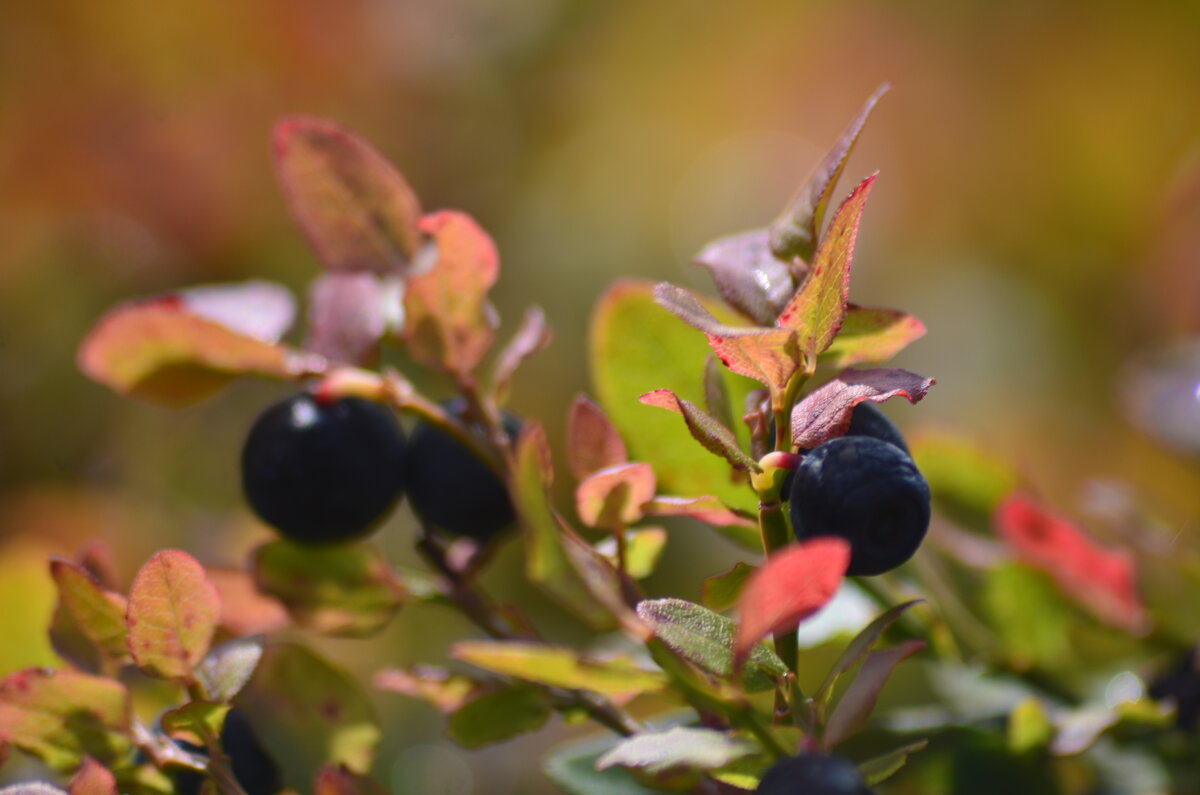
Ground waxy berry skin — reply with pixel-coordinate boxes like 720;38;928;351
405;397;521;541
174;709;282;795
845;400;908;453
241;394;407;544
755;753;874;794
789;435;931;577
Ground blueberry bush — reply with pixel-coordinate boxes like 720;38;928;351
1;87;1197;795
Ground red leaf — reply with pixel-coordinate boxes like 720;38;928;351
126;551;221;680
575;463;656;528
995;495;1147;633
820;305;926;369
639;389;760;471
692;229;796;324
734;538;850;668
273;116;423;273
790;368;934;450
641;496;756;529
305;272;392;366
566;395;628;481
206;567;290;637
68;757;118;795
402;211;499;376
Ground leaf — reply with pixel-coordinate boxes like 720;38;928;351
858;739;928;786
703;354;736;433
237;643;380;786
544;734;662;795
313;765;391;795
636;598;787;693
642;496;756;530
994;495;1147;633
1008;699;1054;754
575;463;656;528
701;563;756;612
733;538;850;668
49;559;129;666
815;600;924;707
911;434;1018;532
160;701;230;747
205;567;290;637
820;305;926;369
68;757;118;795
445;687;551;750
596;528;667;580
639;389;759;472
822;639;925;749
790;368;935;450
178;281;297;343
692;229;795;324
981;563;1073;671
272;115;423;273
769;84;889;263
126;550;220;681
402;210;499;376
776;174;878;364
78;297;318;406
0;668;131;772
451;641;666;698
253;540;404;637
196;636;265;704
492;306;553;402
304;272;390;366
0;785;68;795
566;395;628;481
373;666;483;713
596;727;756;776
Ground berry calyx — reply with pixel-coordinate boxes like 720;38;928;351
241;393;407;544
788;435;930;576
755;753;874;794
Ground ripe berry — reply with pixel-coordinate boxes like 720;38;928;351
241;393;407;544
174;709;282;795
789;435;930;576
755;753;874;794
405;397;520;541
845;401;908;453
1148;645;1200;731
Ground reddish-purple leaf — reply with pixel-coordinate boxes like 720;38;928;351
402;211;499;376
273;116;423;273
642;496;756;529
820;305;926;369
492;306;553;402
305;272;392;366
790;368;934;450
565;395;628;481
49;559;129;666
995;495;1147;633
126;550;220;681
68;757;118;795
575;463;656;528
692;229;795;324
734;538;850;668
823;639;925;749
777;175;878;363
769;84;890;264
78;297;321;406
178;281;297;344
639;389;759;472
815;600;924;708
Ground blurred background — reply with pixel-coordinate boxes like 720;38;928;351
2;0;1199;792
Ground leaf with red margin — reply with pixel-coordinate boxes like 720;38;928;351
733;538;850;668
653;283;800;394
179;281;297;343
77;296;321;407
777;175;877;364
49;559;130;666
68;757;118;795
820;305;926;369
639;389;759;472
402;211;499;376
314;765;391;795
575;463;656;528
373;665;485;713
642;496;756;529
126;550;220;681
305;273;392;366
769;84;890;264
206;567;290;637
692;229;795;325
493;306;552;402
0;669;131;773
994;495;1147;632
273;116;423;273
823;639;925;749
566;395;628;481
790;368;935;450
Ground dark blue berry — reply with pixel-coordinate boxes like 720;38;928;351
789;435;930;576
756;753;874;794
845;401;908;454
174;709;281;795
241;393;407;544
405;397;520;541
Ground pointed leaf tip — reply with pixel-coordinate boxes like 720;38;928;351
791;368;934;450
638;389;759;472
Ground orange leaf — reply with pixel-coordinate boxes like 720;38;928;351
126;551;221;680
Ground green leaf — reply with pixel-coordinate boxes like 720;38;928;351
451;641;666;697
565;395;628;481
445;687;551;749
777;175;878;364
820;305;926;369
0;668;131;773
981;563;1073;671
49;559;129;666
575;463;656;528
639;389;759;472
596;727;756;776
636;598;786;693
253;540;404;637
126;550;220;681
858;739;928;786
160;701;230;747
815;600;924;708
911;434;1017;531
1008;698;1054;754
769;84;889;264
272;116;423;273
596;527;667;580
823;639;925;749
196;636;264;704
237;643;380;787
701;562;756;612
544;734;662;795
589;280;757;513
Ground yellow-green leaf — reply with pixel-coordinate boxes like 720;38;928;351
451;641;666;697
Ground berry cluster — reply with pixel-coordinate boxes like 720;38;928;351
240;393;517;545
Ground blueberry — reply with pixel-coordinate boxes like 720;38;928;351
789;435;930;576
405;397;520;541
755;753;874;794
1148;645;1200;731
241;393;407;544
174;709;281;795
845;401;908;454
